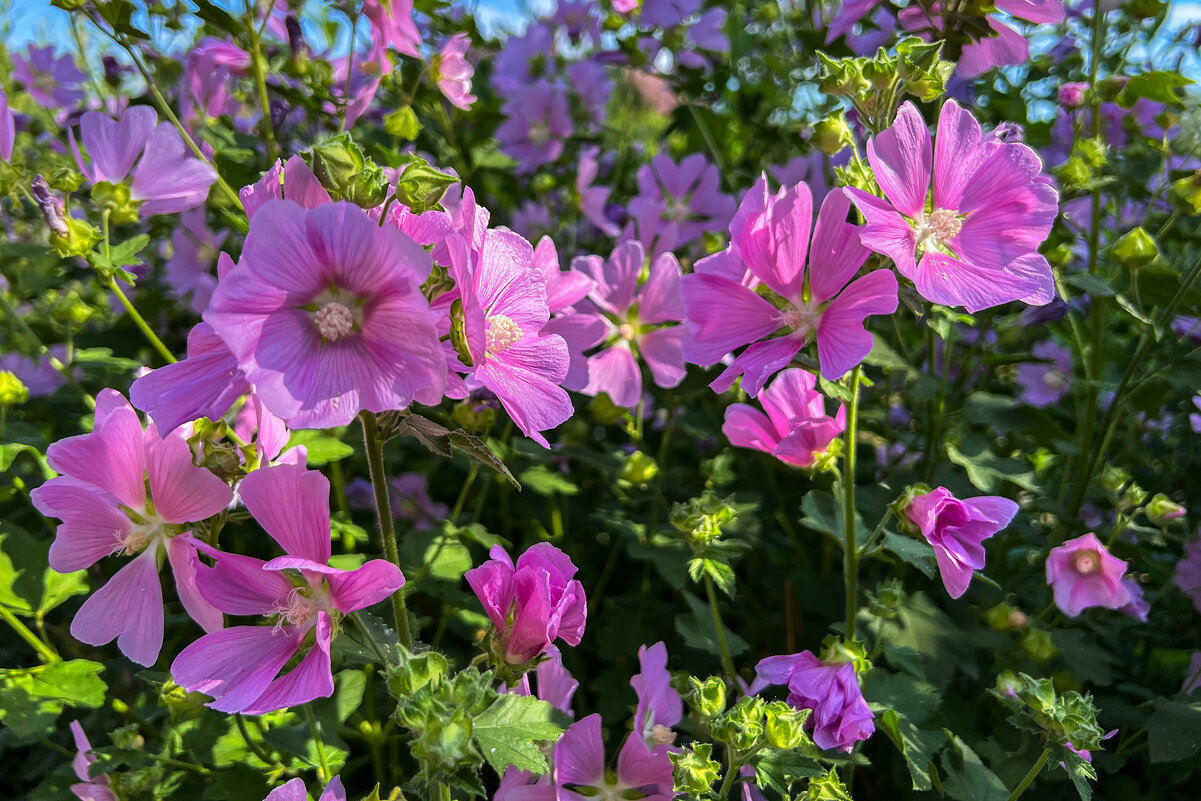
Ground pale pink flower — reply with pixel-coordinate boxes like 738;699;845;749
1045;533;1133;617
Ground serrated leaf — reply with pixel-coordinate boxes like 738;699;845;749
0;523;89;617
752;748;824;793
472;694;565;775
1056;745;1096;801
384;412;519;488
940;733;1009;801
688;557;736;597
675;591;748;658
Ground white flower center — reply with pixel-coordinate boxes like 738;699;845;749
781;301;821;339
271;588;320;629
650;724;676;746
486;315;523;354
915;208;963;249
315;301;355;341
618;322;636;341
1072;550;1100;576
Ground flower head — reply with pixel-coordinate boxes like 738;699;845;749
264;776;346;801
1016;340;1071;407
722;369;845;469
845;100;1058;312
496;81;573;174
433;34;476;110
552;715;676;801
69;720;117;801
628;153;735;249
1174;535;1201;614
632;642;682;752
904;488;1018;598
13;45;86;110
751;652;874;753
1045;533;1133;617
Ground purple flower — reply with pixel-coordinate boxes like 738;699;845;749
12;45;86;110
182;38;250;126
628;153;735;248
434;34;476;110
497;646;579;798
552;715;675;801
446;210;573;446
1058;82;1088;108
172;465;404;713
1045;533;1133;617
0;89;14;162
71;106;218;217
1174;535;1201;614
347;472;447;530
165;209;226;314
30;390;233;665
0;347;70;398
723;369;845;469
561;240;686;408
1016;340;1071;407
464;543;587;666
568;59;613;127
264;776;345;801
682;177;898;395
1118;577;1150;621
845;100;1059;312
751;652;875;753
496;81;573;173
576;147;620;236
69;720;117;801
205;200;445;428
904;488;1018;599
631;642;682;751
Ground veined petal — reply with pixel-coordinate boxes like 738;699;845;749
638;253;685;324
843;188;918;279
196;549;291;616
639;327;686;390
33;478;128;572
240;465;333;564
866;102;931;218
166;536;223;634
171;624;304;713
146;430;232;524
809;190;871;305
80;106;155;184
815;269;898;380
711;336;802;397
71;547;164;666
679;274;780;366
722;405;780;455
327;559;406;613
912;251;1040;313
242;612;334;713
583;343;642;409
554;714;606;786
47;389;147;510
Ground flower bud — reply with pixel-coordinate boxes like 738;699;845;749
387;648;449;697
807;769;852;800
91;180;141;225
1019;627;1059;662
764;701;809;749
713;696;764;751
1058;82;1088;108
685;675;726;719
306;133;390;209
1146;493;1186;526
811;113;853;156
619;449;659;486
32;174;69;237
0;372;29;407
394;157;459;213
670;743;722;796
1114;226;1159;268
1171;170;1201;215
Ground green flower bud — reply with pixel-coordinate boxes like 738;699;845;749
1076;138;1108;170
816;52;868;97
686;675;726;719
395;157;459;214
1145;493;1186;526
861;51;895;91
1019;627;1059;663
1053;156;1092;190
619;450;659;486
670;743;722;797
92;181;141;225
807;768;853;800
387;648;449;697
1170;170;1201;215
812;113;853;156
764;701;810;749
52;216;102;259
385;105;422;141
306;133;390;208
895;37;944;79
0;372;29;407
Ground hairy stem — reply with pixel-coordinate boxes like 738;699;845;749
0;606;59;663
360;411;413;650
1006;748;1051;801
705;574;737;680
843;366;862;641
305;703;331;783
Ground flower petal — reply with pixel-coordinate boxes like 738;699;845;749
71;547;164;666
239;465;333;564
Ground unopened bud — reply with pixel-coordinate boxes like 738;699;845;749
685;675;726;719
1145;493;1186;526
1113;226;1159;269
811;112;852;156
670;743;722;796
32;175;69;238
764;701;809;749
0;372;29;407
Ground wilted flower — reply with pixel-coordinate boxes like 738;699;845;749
464;543;587;669
905;487;1019;599
722;369;845;469
750;651;874;753
1045;533;1133;617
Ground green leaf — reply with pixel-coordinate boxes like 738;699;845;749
1116;71;1194;108
880;531;937;579
519;466;579;496
0;523;89;617
945;434;1037;493
191;0;248;36
1062;272;1117;298
940;733;1009;801
876;710;943;791
1055;745;1096;801
675;592;748;658
1147;699;1201;762
688;558;736;597
472;694;565;775
90;234;150;280
383;412;519;488
751;748;824;794
286;430;354;465
0;659;107;737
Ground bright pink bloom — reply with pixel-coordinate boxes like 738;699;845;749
205;199;445;428
631;642;682;752
172;465;404;713
1174;535;1201;614
464;543;587;665
30;390;232;665
181;38;250;126
71;106;217;216
365;0;421;60
1045;533;1133;617
722;369;845;468
264;776;345;801
559;240;686;408
751;652;875;753
435;34;476;110
1016;340;1071;407
446;214;572;446
682;177;898;395
905;488;1018;599
69;720;117;801
845;100;1058;313
552;715;675;801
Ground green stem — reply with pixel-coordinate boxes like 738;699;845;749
305;704;331;783
1006;748;1051;801
716;757;738;799
438;783;451;801
843;366;862;641
0;605;59;663
858;507;894;557
924;326;952;481
108;278;177;364
704;574;737;680
246;0;278;157
234;714;274;765
360;411;413;650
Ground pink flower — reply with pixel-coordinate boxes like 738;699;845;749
205;199;445;428
69;721;117;801
1173;535;1201;614
464;543;587;666
845;100;1059;313
30;390;233;665
365;0;421;60
446;212;573;446
751;652;875;753
632;642;682;752
496;80;573;173
71;106;217;216
172;465;404;713
1045;533;1133;617
264;776;345;801
434;34;476;110
628;153;735;249
904;488;1018;599
1059;82;1088;108
552;715;675;801
1016;340;1071;407
497;646;579;798
722;368;845;469
561;240;686;409
682;177;898;395
577;146;620;237
0;89;13;162
165;208;226;314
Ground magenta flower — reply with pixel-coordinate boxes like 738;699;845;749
71;106;218;216
434;34;476;110
497;646;579;798
69;721;117;801
1016;340;1071;407
1058;82;1088;108
181;38;250;126
205;200;445;428
1118;577;1150;622
1045;533;1133;617
561;240;686;409
723;369;846;469
1174;535;1201;614
30;390;233;665
904;488;1019;599
552;715;675;801
241;155;333;217
172;465;404;713
631;642;682;752
0;89;14;162
751;652;875;753
12;45;86;110
845;100;1058;313
365;0;421;60
682;177;898;395
496;81;573;173
628;153;735;248
446;217;573;446
577;147;620;237
264;776;345;801
464;543;587;666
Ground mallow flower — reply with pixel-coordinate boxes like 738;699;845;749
1045;533;1133;617
205;199;445;428
69;720;117;801
71;105;218;217
1173;535;1201;615
631;642;683;752
549;714;676;801
845;100;1058;312
464;543;587;672
264;776;345;801
433;34;476;110
172;465;404;713
628;153;735;248
30;390;233;666
496;80;573;173
751;651;875;753
682;177;898;395
722;368;845;469
1015;340;1071;407
904;487;1019;599
12;45;86;110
